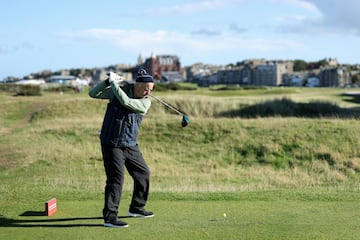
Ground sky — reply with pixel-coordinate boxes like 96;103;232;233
1;0;360;80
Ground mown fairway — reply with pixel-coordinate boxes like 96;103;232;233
1;86;360;239
2;192;360;240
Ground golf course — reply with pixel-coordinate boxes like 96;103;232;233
1;84;360;239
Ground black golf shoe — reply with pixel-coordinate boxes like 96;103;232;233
104;214;128;228
128;209;155;218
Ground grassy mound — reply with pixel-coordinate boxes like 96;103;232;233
1;88;360;193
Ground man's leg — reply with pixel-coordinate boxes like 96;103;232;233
124;145;153;217
102;145;125;219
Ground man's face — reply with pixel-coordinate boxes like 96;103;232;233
134;82;154;98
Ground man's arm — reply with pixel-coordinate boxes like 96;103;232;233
88;81;113;99
110;82;151;115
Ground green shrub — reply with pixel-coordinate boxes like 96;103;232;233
0;83;18;93
210;85;267;91
221;97;355;118
0;83;42;96
14;84;41;96
154;82;197;92
43;85;75;93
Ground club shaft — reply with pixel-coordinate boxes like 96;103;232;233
149;94;184;116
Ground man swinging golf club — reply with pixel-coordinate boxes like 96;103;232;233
89;68;155;228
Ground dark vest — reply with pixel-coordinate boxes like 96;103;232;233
100;84;143;147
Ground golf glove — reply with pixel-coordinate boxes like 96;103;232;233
108;72;122;84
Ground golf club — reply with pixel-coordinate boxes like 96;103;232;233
149;94;190;127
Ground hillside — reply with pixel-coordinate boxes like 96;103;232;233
1;86;360;194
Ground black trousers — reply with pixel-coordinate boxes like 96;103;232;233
101;144;150;218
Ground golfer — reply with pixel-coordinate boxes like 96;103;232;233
89;69;155;228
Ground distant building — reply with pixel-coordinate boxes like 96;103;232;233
291;76;304;86
15;79;46;85
47;75;89;87
216;68;241;85
252;62;292;86
306;77;320;87
319;67;351;87
141;54;184;82
326;58;339;67
240;65;252;84
92;69;107;83
185;63;223;85
47;75;77;84
252;65;277;86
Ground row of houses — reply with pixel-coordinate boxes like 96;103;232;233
186;59;355;87
4;54;358;88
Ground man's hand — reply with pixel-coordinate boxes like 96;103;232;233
108;72;122;84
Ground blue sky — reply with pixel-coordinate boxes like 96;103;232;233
1;0;359;79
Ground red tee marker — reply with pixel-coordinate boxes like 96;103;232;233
45;198;57;216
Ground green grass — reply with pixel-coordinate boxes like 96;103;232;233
1;191;360;240
1;87;360;239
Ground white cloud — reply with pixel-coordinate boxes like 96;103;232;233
143;0;244;15
275;0;360;36
191;28;221;36
308;0;360;31
276;0;318;11
57;28;303;60
274;15;310;23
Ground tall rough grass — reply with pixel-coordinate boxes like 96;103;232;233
1;89;360;195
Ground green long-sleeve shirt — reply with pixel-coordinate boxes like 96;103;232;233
88;81;151;115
